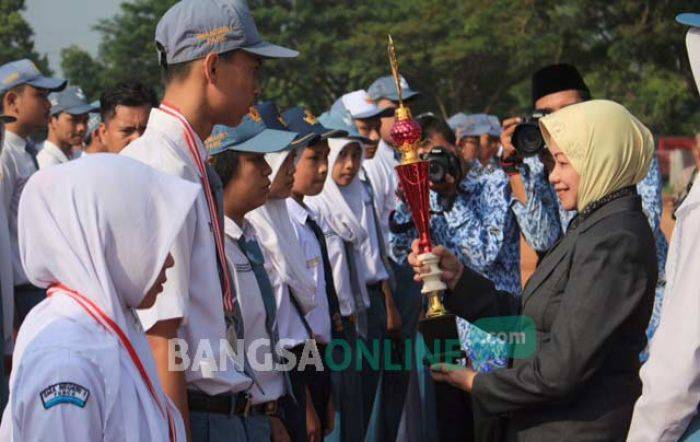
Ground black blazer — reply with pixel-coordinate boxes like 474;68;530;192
445;192;657;442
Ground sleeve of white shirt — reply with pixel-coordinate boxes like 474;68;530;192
10;350;105;442
627;207;700;442
137;206;196;331
0;151;15;217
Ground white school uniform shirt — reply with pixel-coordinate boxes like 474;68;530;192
0;130;37;285
286;199;331;344
0;143;14;350
223;217;284;405
362;139;398;253
322;224;357;317
36;140;72;169
355;182;389;285
627;171;700;441
121;108;251;395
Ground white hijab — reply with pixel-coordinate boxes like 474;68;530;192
307;138;368;245
4;154;198;440
688;28;700;95
246;149;317;314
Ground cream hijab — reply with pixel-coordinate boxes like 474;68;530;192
246;148;317;314
540;99;654;210
2;154;198;440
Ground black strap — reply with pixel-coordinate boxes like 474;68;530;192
25;141;39;170
305;217;344;334
288;287;314;339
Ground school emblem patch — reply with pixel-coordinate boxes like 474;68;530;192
40;382;90;409
248;107;262;123
303;110;318;125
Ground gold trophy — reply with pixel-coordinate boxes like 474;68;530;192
387;36;462;363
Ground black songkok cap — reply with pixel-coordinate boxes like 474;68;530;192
531;63;590;105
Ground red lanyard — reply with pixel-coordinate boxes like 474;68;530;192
159;102;235;312
47;283;176;442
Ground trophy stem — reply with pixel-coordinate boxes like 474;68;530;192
425;291;448;318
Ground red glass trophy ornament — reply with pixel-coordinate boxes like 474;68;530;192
387;36;462;363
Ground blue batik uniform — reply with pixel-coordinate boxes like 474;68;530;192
559;155;668;361
511;156;562;252
390;163;519;372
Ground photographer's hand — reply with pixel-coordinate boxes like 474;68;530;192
500;116;521;160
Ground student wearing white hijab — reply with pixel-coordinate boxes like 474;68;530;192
0;154;195;441
628;13;700;442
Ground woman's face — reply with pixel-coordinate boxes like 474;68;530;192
268;150;297;199
138;253;174;310
548;140;581;211
332;142;363;187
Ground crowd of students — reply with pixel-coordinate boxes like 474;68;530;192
0;1;698;441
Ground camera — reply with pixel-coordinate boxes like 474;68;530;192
423;147;463;184
512;110;547;157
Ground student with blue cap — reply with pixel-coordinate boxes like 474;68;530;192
629;12;700;442
0;58;65;334
37;86;97;168
281;107;347;441
206;102;298;442
81;102;103;155
119;1;297;440
336;90;392;160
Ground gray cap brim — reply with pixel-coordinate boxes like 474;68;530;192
60;103;100;116
292;132;320;149
242;40;299;59
230;129;297;153
0;114;15;123
320;129;347;140
376;89;420;103
27;76;67;92
677;13;700;27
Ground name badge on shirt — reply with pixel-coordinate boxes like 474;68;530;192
234;263;253;273
306;257;320;269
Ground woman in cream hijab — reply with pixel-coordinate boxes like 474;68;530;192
411;100;657;441
0;154;198;441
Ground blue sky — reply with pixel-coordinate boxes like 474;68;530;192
23;0;124;75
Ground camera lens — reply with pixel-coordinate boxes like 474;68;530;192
429;160;446;184
513;122;545;156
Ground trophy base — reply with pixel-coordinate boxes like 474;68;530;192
418;313;465;365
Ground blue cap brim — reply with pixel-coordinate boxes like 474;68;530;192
62;103;100;116
229;129;297;153
27;76;67;92
242;41;299;59
0;114;15;123
677;13;700;27
320;129;347;140
292;132;320;149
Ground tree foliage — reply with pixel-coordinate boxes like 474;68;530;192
0;0;50;72
60;0;699;134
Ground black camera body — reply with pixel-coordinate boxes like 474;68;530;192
423;147;463;184
512;110;547;157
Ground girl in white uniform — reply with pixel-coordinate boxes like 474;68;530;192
0;154;196;441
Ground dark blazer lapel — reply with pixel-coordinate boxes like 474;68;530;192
521;230;577;305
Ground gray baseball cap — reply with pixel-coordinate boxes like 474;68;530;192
155;0;298;66
0;59;66;95
49;87;98;116
367;75;420;102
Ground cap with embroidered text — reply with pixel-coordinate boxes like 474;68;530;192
206;101;298;155
0;59;66;95
282;107;347;144
155;0;298;67
50;87;98;116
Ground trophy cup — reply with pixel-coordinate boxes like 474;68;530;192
387;36;462;364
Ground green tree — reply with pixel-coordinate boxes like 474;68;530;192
0;0;50;71
60;46;105;101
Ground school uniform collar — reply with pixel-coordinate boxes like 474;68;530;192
148;107;210;164
3;130;27;151
287;198;310;225
42;140;71;163
224;215;254;242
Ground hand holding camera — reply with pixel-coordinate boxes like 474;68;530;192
423;146;464;199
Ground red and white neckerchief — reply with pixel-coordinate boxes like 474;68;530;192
47;284;177;442
159;102;235;312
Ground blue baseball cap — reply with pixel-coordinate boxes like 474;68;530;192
677;13;700;27
206;101;297;155
367;75;419;102
49;86;98;116
0;59;66;95
282;107;347;143
155;0;298;67
321;99;370;143
452;113;493;139
447;112;468;131
340;90;392;119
